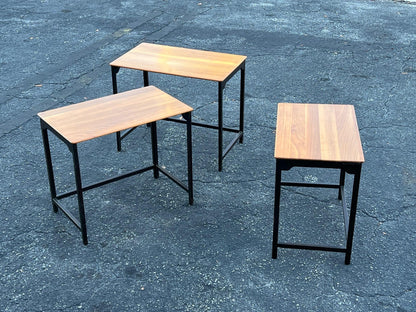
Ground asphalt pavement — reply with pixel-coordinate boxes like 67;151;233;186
1;0;416;311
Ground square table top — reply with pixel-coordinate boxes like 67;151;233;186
275;103;364;163
38;86;193;144
110;42;247;82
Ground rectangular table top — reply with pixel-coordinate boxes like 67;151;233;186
275;103;364;163
110;42;247;82
38;86;193;144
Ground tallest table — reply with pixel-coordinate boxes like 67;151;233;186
110;42;247;171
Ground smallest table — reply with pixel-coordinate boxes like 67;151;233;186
272;103;365;264
38;86;193;245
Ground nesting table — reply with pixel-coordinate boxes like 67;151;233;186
272;103;365;264
110;42;247;171
39;86;193;245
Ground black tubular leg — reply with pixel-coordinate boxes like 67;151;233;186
41;127;58;213
218;82;225;171
111;66;119;94
272;160;282;259
112;66;122;151
143;71;149;87
344;166;361;265
70;144;88;245
150;121;159;179
239;63;245;143
338;168;346;200
184;112;193;205
116;132;122;152
144;71;151;128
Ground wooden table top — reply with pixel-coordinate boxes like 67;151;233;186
38;86;193;144
275;103;364;163
110;42;247;82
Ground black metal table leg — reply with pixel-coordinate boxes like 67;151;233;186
111;66;123;152
150;121;159;179
218;81;225;172
143;71;149;87
338;168;346;200
111;66;119;94
116;132;122;152
272;160;282;259
144;71;152;128
41;126;58;213
239;62;245;144
70;144;88;245
345;165;362;265
185;112;193;205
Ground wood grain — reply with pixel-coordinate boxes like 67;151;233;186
38;86;193;144
275;103;364;163
110;42;247;82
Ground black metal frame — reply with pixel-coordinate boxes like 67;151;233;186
272;159;362;265
111;60;245;171
40;112;193;245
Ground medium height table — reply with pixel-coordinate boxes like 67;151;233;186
39;86;193;245
110;42;247;171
